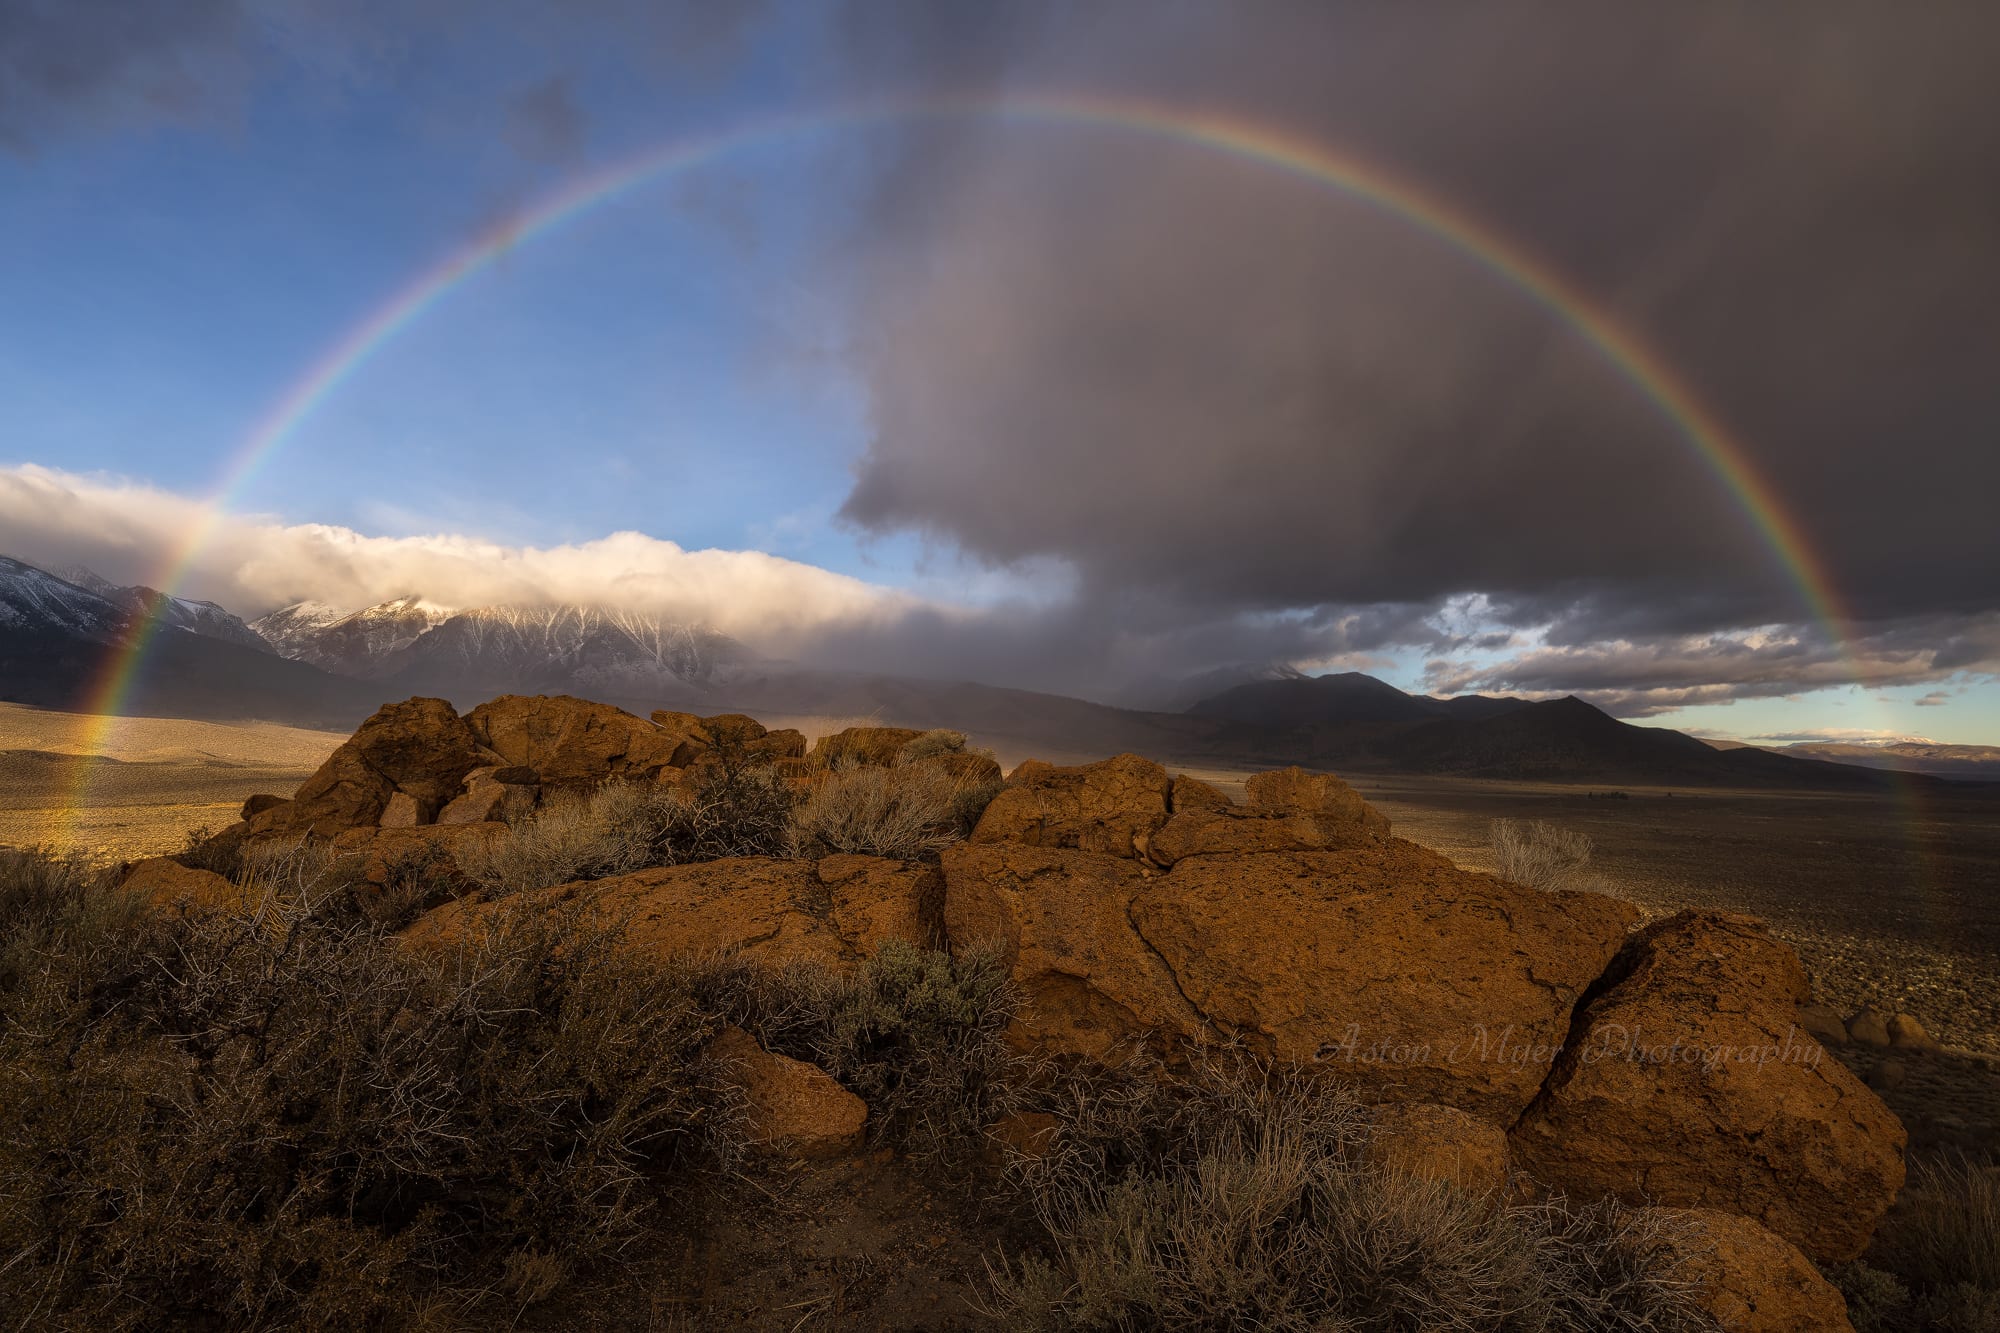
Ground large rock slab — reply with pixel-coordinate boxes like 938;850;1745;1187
1643;1206;1854;1332
943;837;1631;1113
969;753;1173;859
942;843;1212;1060
405;855;939;968
1509;910;1906;1263
467;694;682;789
1130;846;1636;1120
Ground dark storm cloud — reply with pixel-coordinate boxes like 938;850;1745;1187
832;2;2000;690
0;0;253;146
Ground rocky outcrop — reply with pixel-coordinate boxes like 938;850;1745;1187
1145;767;1391;865
1363;1102;1511;1196
468;694;681;789
709;1025;868;1160
249;697;485;838
1243;766;1392;835
1509;910;1905;1263
944;833;1635;1119
1644;1207;1854;1332
405;855;940;968
969;753;1173;859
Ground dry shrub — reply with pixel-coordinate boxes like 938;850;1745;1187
706;939;1026;1169
992;1048;1717;1331
1492;818;1597;893
790;758;1002;859
897;728;970;764
0;846;137;995
0;851;736;1329
462;764;798;896
1843;1153;2000;1332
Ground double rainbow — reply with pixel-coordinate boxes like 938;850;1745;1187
62;92;1864;844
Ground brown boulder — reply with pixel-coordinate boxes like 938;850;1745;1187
1244;766;1390;835
1886;1012;1937;1052
709;1025;867;1160
1364;1102;1511;1196
1846;1007;1892;1048
811;726;926;768
1644;1207;1854;1332
942;843;1212;1060
406;856;934;968
816;854;945;954
969;753;1172;859
277;697;484;837
1169;774;1232;813
1130;846;1636;1120
1797;1004;1849;1047
122;857;253;914
1509;910;1906;1263
240;792;288;820
278;745;394;838
467;694;681;789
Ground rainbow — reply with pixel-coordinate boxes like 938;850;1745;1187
61;91;1873;848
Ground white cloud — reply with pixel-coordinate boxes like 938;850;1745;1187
0;464;929;653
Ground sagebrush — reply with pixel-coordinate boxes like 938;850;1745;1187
1491;817;1598;894
0;850;738;1329
992;1047;1718;1332
790;757;1002;859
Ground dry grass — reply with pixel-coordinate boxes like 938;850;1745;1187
1840;1153;2000;1332
461;766;797;897
1491;817;1598;894
991;1047;1718;1332
789;758;1003;860
0;848;740;1330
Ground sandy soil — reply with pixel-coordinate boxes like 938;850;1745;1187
0;702;344;861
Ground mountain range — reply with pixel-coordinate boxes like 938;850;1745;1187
0;555;1983;788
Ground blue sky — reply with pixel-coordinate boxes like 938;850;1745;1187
2;4;1994;744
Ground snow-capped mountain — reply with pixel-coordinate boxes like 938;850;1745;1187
0;556;128;639
0;556;373;723
252;596;453;676
255;596;749;695
53;565;273;653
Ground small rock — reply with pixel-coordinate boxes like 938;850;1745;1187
239;792;288;820
1846;1007;1892;1048
378;791;425;828
1797;1004;1848;1047
1867;1059;1908;1092
1886;1012;1938;1052
709;1025;867;1160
